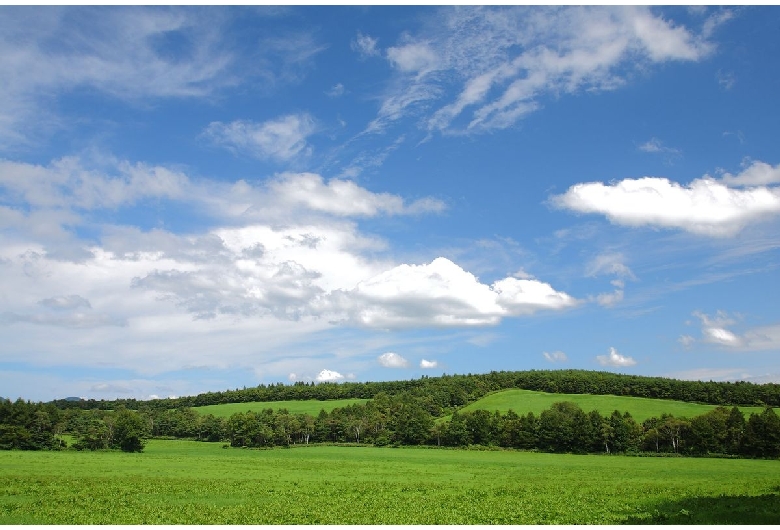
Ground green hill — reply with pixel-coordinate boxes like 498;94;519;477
194;398;369;418
456;389;767;422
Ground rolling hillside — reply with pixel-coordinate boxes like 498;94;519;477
456;389;767;422
193;398;369;418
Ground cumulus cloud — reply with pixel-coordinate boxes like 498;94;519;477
552;160;780;237
204;114;316;162
543;351;568;363
596;347;637;367
316;369;344;382
378;352;409;368
720;161;780;187
326;257;579;329
420;359;438;369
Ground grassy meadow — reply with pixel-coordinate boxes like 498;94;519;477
457;389;768;422
1;439;779;524
193;398;369;418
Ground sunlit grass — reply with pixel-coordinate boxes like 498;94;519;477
1;439;778;524
457;389;767;422
193;398;369;418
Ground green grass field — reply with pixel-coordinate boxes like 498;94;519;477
457;389;768;422
193;398;369;418
1;440;778;524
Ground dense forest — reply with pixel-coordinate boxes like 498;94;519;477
2;370;779;458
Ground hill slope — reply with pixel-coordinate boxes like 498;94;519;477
194;398;369;418
457;389;766;422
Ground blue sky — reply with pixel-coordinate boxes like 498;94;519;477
1;6;779;402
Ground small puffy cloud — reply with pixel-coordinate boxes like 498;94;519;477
543;351;568;363
352;32;379;59
288;373;297;382
378;352;409;368
552;162;780;237
420;359;438;369
596;347;637;367
704;326;742;346
204;113;316;162
387;42;439;75
694;310;741;347
594;289;624;308
315;369;344;382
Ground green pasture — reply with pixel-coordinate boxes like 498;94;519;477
1;439;778;524
457;389;768;422
193;398;369;418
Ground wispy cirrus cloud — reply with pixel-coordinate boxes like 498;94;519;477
0;7;325;149
364;6;720;137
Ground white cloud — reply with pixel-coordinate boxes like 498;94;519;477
543;351;567;363
720;161;780;187
316;369;344;382
638;137;681;157
370;5;717;136
0;157;188;211
420;359;438;369
377;352;409;368
387;42;439;75
326;83;345;97
678;335;695;348
267;172;445;217
594;290;624;308
326;257;579;329
352;32;379;59
0;7;235;147
585;252;636;279
596;347;637;367
690;311;780;352
552;162;780;237
204;114;316;162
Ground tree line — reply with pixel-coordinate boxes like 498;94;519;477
48;369;780;413
3;388;779;458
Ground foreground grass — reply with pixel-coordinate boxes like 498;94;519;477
193;398;369;418
458;389;767;422
1;440;778;524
